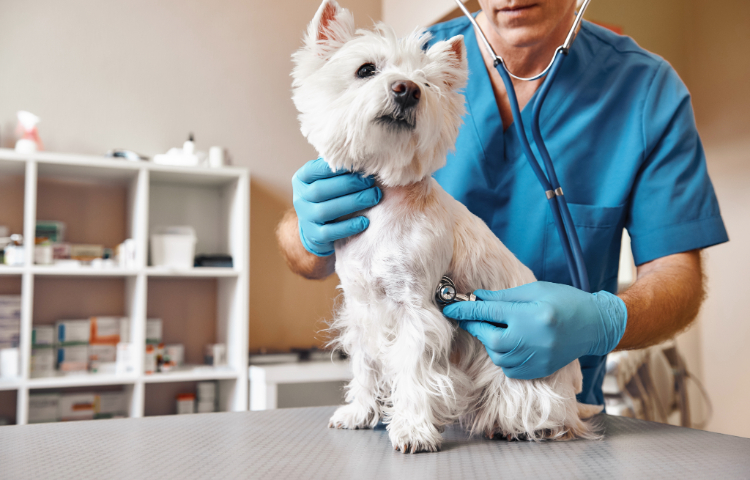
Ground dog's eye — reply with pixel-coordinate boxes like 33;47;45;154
356;63;377;79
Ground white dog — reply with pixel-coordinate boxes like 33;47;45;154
291;0;602;454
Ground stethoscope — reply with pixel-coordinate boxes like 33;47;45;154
436;1;593;307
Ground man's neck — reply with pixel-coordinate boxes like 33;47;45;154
475;11;575;79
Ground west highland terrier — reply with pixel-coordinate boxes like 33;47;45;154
290;0;602;454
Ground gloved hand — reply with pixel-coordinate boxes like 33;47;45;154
443;281;627;380
293;158;382;256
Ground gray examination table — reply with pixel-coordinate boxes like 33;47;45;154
1;406;749;478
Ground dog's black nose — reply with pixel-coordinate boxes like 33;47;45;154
391;81;421;109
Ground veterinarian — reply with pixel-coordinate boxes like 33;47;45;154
277;0;728;407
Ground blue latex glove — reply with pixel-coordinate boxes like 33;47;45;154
443;281;627;380
292;158;382;256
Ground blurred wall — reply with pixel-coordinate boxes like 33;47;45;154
0;0;382;352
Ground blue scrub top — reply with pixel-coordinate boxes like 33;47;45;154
426;17;728;405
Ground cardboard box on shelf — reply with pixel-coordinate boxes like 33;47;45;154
56;319;90;344
0;320;20;348
115;342;134;375
56;344;88;373
32;326;55;346
94;392;127;418
146;319;162;344
197;381;216;402
59;393;95;421
90;317;126;344
29;393;60;424
204;344;227;367
176;393;195;414
31;346;55;377
89;344;116;366
196;401;215;414
69;244;104;261
0;296;21;349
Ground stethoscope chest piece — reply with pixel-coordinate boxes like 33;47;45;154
435;276;477;306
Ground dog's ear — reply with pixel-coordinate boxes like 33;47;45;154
427;35;468;89
305;0;355;57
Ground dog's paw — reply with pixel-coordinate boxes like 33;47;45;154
388;421;442;454
328;403;377;430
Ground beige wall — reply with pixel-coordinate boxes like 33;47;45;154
587;0;750;440
685;0;750;438
0;0;382;351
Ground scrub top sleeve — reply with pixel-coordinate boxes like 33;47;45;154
626;62;728;266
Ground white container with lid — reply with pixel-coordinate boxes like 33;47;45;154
150;226;196;269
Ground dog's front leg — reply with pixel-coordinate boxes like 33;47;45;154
385;306;460;454
329;349;382;429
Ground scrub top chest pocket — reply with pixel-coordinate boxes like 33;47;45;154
543;203;627;293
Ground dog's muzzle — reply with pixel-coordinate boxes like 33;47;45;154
375;81;420;131
391;81;420;110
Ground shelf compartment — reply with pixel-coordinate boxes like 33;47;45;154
146;277;218;366
28;384;133;423
0;159;26;257
35;177;131;250
144;379;232;416
33;276;126;326
0;389;17;425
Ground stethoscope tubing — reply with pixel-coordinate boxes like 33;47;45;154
494;54;590;292
530;51;591;293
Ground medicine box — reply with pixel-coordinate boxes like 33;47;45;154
115;342;135;375
89;344;116;363
90;317;125;344
196;401;215;413
0;319;20;348
197;381;216;402
59;393;95;421
57;344;88;372
0;296;21;349
204;344;227;366
56;319;90;344
146;319;162;344
165;344;184;366
31;346;55;377
176;393;195;414
0;295;22;316
95;392;127;418
32;326;55;346
28;393;60;424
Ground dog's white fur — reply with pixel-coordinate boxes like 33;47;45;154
292;0;602;454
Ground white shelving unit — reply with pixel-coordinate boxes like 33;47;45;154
0;149;249;425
